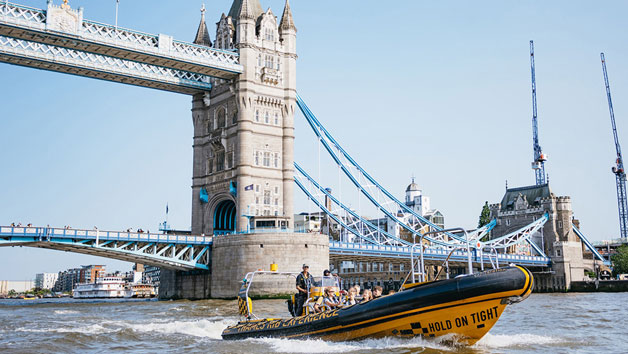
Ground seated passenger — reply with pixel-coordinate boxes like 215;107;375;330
372;286;383;299
344;288;358;306
360;289;373;303
313;287;341;313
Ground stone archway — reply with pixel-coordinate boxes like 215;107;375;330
213;199;236;235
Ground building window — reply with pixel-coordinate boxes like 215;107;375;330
265;55;274;68
216;151;224;171
274;186;279;194
558;220;563;229
263;152;270;167
400;263;404;272
207;158;213;174
255;184;260;192
255;197;259;204
274;113;279;125
273;153;279;168
226;152;233;169
255;110;260;122
264;191;271;205
254;151;260;165
265;27;274;41
556;249;562;257
505;219;510;226
274;198;278;206
264;112;269;124
216;108;225;128
389;263;393;272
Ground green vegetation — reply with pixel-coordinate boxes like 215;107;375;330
478;201;491;228
611;245;628;276
478;201;492;241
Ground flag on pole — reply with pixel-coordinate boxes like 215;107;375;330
244;184;254;191
166;203;169;215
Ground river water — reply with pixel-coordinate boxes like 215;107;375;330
0;293;625;354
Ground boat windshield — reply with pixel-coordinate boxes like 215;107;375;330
311;276;339;288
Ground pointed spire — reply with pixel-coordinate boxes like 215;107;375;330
194;4;212;47
228;0;262;20
279;0;296;31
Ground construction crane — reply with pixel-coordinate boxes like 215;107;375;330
600;53;628;240
529;40;548;185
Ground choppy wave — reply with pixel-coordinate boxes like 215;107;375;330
121;318;237;339
475;333;565;348
53;309;78;315
15;324;106;334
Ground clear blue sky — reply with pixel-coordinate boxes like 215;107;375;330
1;0;627;279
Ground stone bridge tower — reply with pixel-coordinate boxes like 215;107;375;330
191;0;297;235
488;184;586;291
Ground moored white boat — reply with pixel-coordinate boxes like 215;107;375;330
73;277;129;299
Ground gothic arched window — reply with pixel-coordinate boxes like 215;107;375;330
217;108;226;128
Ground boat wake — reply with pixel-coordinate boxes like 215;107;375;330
121;317;236;339
248;336;454;353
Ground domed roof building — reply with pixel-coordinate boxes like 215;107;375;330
405;179;421;193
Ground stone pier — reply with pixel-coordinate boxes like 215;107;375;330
159;232;329;299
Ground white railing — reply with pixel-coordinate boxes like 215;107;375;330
82;21;158;48
0;2;45;25
0;226;212;245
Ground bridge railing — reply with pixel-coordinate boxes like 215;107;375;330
329;241;551;265
0;226;212;245
81;20;241;69
0;2;45;25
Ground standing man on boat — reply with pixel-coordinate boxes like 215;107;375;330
295;264;312;316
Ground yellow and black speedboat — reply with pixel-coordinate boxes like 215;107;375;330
222;265;533;344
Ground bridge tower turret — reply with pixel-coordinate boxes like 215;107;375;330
191;0;297;236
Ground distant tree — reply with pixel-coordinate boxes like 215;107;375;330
478;201;491;228
611;245;628;276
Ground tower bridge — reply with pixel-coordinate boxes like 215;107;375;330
0;0;601;298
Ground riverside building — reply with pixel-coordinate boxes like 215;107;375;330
34;273;58;290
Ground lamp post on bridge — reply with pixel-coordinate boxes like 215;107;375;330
115;0;119;29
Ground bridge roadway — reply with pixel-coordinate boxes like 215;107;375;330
0;225;551;271
0;1;242;94
329;241;551;268
0;225;212;271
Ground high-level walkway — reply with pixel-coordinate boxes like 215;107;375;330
0;1;241;93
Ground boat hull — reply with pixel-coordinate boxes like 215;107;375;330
222;266;533;344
